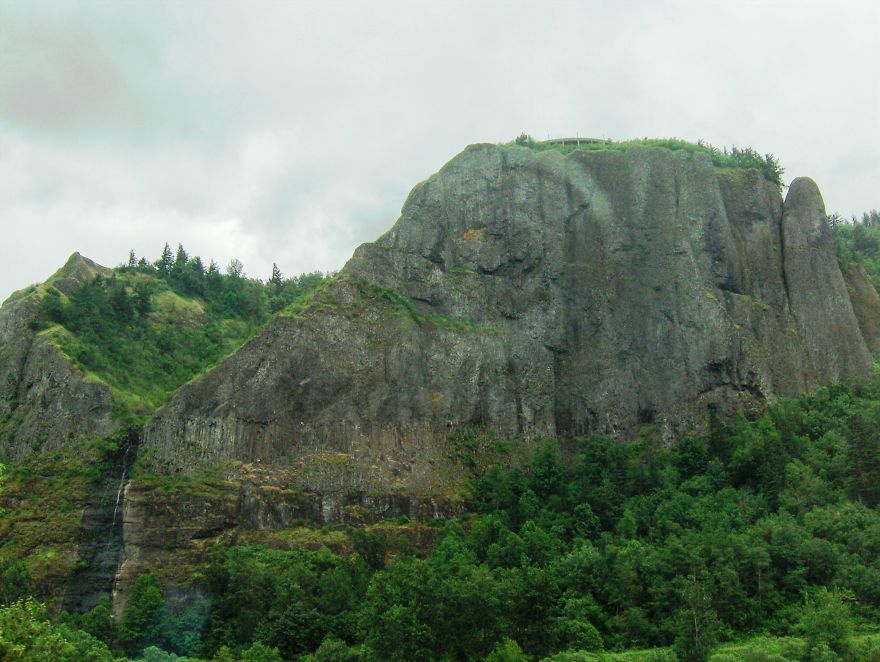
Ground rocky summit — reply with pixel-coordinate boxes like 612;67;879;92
141;143;874;494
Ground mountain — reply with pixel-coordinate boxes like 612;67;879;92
143;143;873;490
1;140;879;618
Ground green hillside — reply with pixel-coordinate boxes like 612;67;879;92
834;210;880;290
31;246;328;420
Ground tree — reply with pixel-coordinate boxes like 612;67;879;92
157;243;174;276
127;250;137;268
71;596;117;647
302;636;361;662
0;559;35;607
120;574;165;655
0;599;77;661
673;574;720;662
173;244;189;273
350;529;388;572
846;404;880;506
240;641;284;662
36;287;65;327
270;263;283;292
485;637;528;661
226;259;244;279
797;588;854;661
133;281;153;317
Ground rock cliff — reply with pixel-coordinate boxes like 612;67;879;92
2;142;879;613
141;144;875;495
0;253;116;461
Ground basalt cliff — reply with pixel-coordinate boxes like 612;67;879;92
143;144;873;487
1;142;878;611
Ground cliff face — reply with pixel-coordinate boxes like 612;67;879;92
0;253;116;461
142;144;875;495
111;470;460;614
2;143;878;613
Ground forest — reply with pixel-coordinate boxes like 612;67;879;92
3;212;880;661
2;377;880;661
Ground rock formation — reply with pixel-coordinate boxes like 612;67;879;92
2;142;879;612
141;144;875;496
0;252;116;461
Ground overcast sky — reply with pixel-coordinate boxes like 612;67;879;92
1;0;878;301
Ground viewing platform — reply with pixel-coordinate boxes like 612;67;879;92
540;136;610;146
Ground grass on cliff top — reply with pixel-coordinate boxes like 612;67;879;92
507;134;785;189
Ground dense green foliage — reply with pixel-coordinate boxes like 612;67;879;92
832;210;880;289
31;246;328;415
510;134;785;190
5;375;879;660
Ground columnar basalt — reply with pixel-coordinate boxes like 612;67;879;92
142;144;875;495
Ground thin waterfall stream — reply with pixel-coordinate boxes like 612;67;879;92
62;428;139;612
109;438;132;537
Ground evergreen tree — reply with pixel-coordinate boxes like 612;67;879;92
120;574;165;656
156;243;173;276
227;259;244;279
173;244;189;273
847;404;880;506
270;263;283;292
127;250;137;268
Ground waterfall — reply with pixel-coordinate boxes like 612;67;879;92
62;427;139;612
107;434;132;547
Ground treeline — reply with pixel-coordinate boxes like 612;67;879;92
32;246;329;413
121;243;329;320
3;377;880;660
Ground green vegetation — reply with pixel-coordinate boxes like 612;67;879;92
0;436;121;589
832;210;880;289
509;134;785;190
4;375;880;660
31;246;329;417
355;279;496;334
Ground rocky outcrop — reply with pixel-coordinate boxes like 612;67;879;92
0;253;116;460
111;471;461;613
142;144;876;496
845;263;880;355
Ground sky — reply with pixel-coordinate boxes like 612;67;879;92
1;0;878;301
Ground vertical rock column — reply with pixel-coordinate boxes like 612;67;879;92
781;177;872;383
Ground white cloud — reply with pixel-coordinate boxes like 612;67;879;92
1;0;878;299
